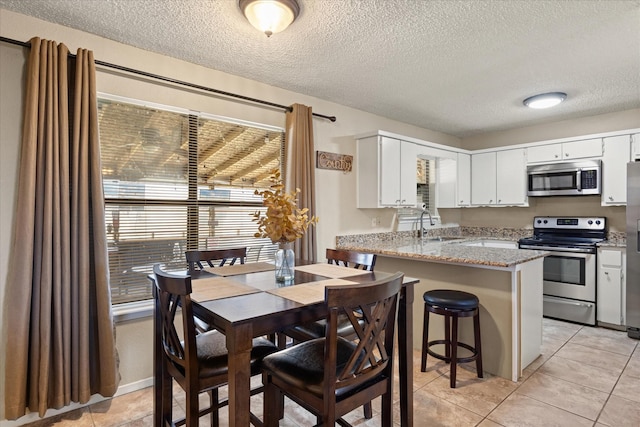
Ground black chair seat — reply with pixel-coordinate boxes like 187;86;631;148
423;289;479;311
262;337;370;397
190;331;278;378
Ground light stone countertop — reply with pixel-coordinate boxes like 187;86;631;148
337;236;549;268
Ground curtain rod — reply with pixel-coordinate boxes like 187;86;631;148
1;36;337;122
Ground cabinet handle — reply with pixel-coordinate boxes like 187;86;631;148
565;153;569;157
608;196;614;201
498;199;501;203
489;199;493;203
604;271;609;275
554;154;559;158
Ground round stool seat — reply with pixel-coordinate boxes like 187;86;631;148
423;289;479;311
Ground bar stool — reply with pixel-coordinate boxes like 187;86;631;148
421;289;483;388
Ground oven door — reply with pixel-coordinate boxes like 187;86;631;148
542;250;596;302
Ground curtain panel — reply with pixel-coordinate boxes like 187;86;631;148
4;37;119;420
284;103;317;263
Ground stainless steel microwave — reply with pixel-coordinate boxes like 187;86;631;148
527;160;601;196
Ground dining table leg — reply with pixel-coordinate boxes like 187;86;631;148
398;281;415;427
226;323;254;427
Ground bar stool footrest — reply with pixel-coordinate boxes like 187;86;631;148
426;339;479;364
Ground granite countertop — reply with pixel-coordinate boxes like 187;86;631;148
337;236;548;268
597;231;626;248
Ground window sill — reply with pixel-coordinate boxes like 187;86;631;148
112;299;153;323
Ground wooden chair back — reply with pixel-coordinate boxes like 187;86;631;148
152;264;199;386
324;271;403;409
326;248;376;271
185;247;247;273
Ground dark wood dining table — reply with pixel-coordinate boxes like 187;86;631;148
152;261;417;426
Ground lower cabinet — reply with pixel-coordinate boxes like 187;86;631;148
597;247;626;326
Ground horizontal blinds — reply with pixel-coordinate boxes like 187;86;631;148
99;97;283;304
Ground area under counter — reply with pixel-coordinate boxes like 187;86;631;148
336;236;548;381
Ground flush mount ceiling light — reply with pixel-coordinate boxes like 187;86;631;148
239;0;300;37
523;92;567;109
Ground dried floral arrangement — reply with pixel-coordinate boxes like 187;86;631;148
252;169;318;243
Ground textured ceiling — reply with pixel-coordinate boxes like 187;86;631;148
1;0;639;137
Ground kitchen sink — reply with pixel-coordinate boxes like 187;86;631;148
459;239;518;249
421;236;464;243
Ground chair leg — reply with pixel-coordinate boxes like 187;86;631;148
450;315;458;389
421;306;430;372
209;388;219;427
474;311;483;378
444;314;451;359
263;375;282;427
186;388;200;427
363;401;373;419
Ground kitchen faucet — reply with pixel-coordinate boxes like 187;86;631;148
419;209;435;238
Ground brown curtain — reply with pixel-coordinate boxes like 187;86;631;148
284;104;317;262
4;37;119;420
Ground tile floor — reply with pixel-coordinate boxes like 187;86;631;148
20;318;640;426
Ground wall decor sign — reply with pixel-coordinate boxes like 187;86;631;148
316;151;353;172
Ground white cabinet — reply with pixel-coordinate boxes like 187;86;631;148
602;135;631;206
471;149;527;206
632;133;640;160
436;152;471;208
436;157;456;208
597;247;626;326
471;152;496;205
357;135;417;208
457;153;471;207
527;138;603;163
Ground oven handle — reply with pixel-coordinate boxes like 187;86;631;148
544;297;594;309
518;244;594;254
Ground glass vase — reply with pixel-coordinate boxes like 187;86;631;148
275;242;295;283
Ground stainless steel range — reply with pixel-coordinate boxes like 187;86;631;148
518;216;607;326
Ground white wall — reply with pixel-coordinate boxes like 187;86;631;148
0;9;460;423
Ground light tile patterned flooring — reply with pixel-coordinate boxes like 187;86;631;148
21;318;640;426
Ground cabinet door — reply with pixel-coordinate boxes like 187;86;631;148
562;138;603;160
471;152;496;205
598;266;623;325
633;133;640;160
496;149;527;205
457;153;471;207
527;144;562;163
436;157;456;208
602;135;631;206
399;141;418;207
379;136;402;206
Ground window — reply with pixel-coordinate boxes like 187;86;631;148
99;95;284;304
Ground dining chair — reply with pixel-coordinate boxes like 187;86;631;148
152;264;278;427
185;247;247;273
261;271;405;426
283;248;377;342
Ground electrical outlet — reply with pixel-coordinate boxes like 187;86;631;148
371;217;377;227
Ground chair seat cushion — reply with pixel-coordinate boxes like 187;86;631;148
188;331;278;378
423;289;479;311
262;337;374;397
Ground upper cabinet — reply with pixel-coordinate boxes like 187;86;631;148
527;138;603;163
357;135;417;208
471;149;527;206
632;133;640;160
601;135;631;206
457;153;471;207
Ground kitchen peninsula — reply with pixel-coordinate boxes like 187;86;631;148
336;231;549;381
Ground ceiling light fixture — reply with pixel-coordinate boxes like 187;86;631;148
239;0;300;37
523;92;567;109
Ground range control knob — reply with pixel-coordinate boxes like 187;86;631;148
543;219;548;224
536;219;542;224
588;220;593;225
596;220;601;225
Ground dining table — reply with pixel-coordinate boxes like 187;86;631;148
152;260;418;426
